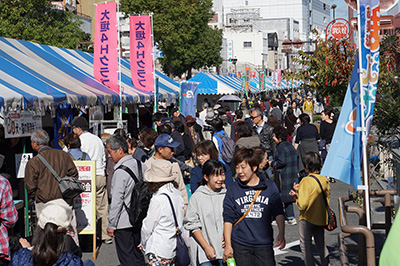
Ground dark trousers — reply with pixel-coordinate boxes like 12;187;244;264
232;241;275;266
114;227;145;266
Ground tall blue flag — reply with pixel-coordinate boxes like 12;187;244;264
180;81;198;118
321;57;363;188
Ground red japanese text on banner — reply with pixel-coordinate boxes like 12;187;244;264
93;2;119;93
130;15;154;92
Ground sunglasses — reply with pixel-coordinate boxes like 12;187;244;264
250;116;259;120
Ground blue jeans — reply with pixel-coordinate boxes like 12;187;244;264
284;202;295;220
199;259;224;266
266;155;274;178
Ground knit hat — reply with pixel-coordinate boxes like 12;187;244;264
38;199;73;230
144;159;178;182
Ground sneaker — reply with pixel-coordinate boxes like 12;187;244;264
271;220;277;226
103;239;113;245
286;218;297;225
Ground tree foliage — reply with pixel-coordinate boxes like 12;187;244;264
284;31;356;106
374;30;400;139
121;0;223;79
0;0;90;49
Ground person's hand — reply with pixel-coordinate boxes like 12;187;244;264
107;227;115;238
293;182;299;191
204;244;216;260
222;236;226;248
137;243;143;251
275;233;286;250
289;190;296;198
223;245;234;262
19;238;31;248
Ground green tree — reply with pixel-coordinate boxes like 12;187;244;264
121;0;223;79
374;31;400;139
0;0;90;49
284;31;356;106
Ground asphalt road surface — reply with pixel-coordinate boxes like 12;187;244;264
82;179;389;265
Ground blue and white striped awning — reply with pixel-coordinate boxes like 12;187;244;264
188;73;259;95
251;77;303;90
0;37;178;110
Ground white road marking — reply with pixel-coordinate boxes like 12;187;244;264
274;240;300;256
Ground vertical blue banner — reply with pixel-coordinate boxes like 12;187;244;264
180;81;198;118
54;104;73;150
321;57;362;188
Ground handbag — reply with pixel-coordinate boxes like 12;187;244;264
234;189;262;227
162;193;190;266
310;175;337;231
37;154;85;199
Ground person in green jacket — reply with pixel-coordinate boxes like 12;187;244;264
289;152;330;266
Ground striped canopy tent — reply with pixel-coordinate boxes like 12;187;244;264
34;40;178;104
188;73;259;95
250;77;274;91
0;37;178;111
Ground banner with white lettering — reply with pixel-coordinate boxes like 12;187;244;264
94;1;119;93
130;15;154;92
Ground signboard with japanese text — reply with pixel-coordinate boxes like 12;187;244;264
130;15;154;92
245;67;251;91
259;71;266;91
94;2;119;93
15;153;33;179
326;18;351;41
3;111;42;139
73;161;96;234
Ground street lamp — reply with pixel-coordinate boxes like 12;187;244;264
331;4;337;20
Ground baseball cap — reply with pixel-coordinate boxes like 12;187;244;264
160;117;172;125
70;116;89;130
154;134;181;149
38;199;73;230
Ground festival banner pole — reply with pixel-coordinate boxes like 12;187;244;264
151;14;157;115
117;1;123;122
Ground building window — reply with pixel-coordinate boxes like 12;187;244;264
245;0;248;5
243;41;252;48
309;10;312;17
323;3;327;10
324;17;327;23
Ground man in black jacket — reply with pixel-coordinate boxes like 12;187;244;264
250;108;276;177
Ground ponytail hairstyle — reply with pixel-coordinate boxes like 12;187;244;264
32;223;66;266
199;159;226;186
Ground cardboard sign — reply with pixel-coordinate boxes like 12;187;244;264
73;161;96;234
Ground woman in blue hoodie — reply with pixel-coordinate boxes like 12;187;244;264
223;148;286;266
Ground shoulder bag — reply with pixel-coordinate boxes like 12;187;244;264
310;175;337;231
234;189;262;227
162;193;190;266
37;154;85;199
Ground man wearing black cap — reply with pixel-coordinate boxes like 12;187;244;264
144;134;188;209
71;116;112;244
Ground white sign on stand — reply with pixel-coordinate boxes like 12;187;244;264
73;161;96;234
15;153;33;179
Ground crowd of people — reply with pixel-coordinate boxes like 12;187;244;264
0;89;338;266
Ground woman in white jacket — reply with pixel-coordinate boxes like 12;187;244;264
184;159;227;266
140;159;184;265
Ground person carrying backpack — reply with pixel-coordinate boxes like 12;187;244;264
210;118;235;165
105;134;147;266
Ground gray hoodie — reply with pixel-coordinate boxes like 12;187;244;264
183;185;226;264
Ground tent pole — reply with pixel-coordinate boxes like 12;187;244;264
117;0;122;122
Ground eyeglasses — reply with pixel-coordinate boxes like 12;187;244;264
250;116;259;120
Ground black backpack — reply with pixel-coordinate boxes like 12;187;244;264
116;159;152;228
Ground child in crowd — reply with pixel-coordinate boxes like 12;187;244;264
184;159;226;266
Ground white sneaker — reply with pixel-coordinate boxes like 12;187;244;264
286;218;297;225
271;220;277;226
